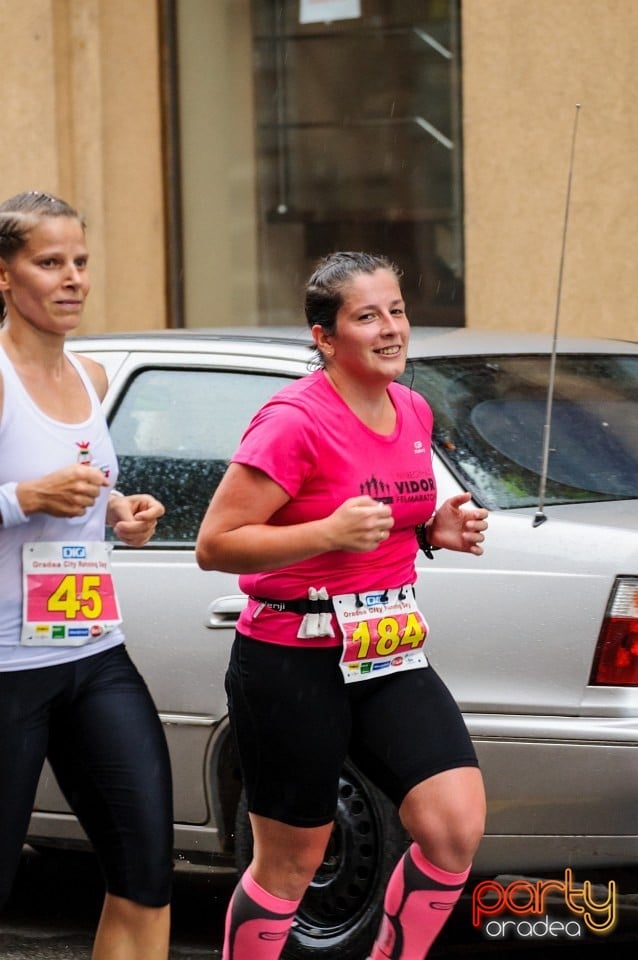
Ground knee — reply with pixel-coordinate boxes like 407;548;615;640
402;776;486;873
254;846;325;897
414;813;484;875
251;841;329;901
99;834;173;908
447;802;486;864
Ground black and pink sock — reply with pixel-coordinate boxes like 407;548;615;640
222;868;300;960
370;843;470;959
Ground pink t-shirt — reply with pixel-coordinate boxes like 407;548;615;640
235;369;436;647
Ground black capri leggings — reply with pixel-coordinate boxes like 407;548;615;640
0;644;173;909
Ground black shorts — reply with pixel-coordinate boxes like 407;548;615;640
0;645;173;909
225;631;478;827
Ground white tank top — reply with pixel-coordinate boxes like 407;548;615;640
0;343;124;670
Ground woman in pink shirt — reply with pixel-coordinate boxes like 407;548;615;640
197;251;488;960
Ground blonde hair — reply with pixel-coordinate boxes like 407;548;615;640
0;191;85;319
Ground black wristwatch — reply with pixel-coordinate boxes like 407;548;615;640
415;521;442;559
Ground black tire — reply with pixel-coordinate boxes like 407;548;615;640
234;758;408;960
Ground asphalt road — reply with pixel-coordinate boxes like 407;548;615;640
0;848;636;959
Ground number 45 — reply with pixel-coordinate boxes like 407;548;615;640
48;575;103;619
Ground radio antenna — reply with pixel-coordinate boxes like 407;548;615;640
533;103;582;528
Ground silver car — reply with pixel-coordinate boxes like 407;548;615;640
29;328;638;960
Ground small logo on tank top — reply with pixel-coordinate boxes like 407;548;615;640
76;440;92;464
75;441;111;478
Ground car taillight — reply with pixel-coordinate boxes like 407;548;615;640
590;577;638;686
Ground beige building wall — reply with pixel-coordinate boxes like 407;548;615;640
3;2;636;340
462;0;638;340
175;0;259;329
0;0;166;333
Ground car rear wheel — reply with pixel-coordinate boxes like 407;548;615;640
234;759;407;960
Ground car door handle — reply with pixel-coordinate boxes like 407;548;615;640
204;595;247;629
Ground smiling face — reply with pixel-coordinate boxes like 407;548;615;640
0;216;90;335
313;267;409;387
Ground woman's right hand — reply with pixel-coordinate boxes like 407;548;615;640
325;496;394;552
17;465;109;518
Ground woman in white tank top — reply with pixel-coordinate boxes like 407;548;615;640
0;191;172;959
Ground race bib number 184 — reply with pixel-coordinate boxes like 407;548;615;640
334;586;429;684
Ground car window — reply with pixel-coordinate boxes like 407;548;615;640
107;367;294;542
400;353;638;509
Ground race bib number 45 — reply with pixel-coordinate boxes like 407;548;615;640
334;585;429;684
22;541;122;646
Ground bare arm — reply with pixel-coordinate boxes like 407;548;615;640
195;462;395;574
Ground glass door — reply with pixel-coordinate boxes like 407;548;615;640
251;0;463;326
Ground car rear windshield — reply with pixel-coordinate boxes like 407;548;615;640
399;353;638;509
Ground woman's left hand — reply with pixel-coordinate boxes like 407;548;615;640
107;493;165;547
428;492;488;556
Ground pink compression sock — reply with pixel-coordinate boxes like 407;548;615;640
222;869;300;960
369;843;470;960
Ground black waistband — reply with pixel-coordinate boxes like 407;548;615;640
250;595;335;615
250;585;414;616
